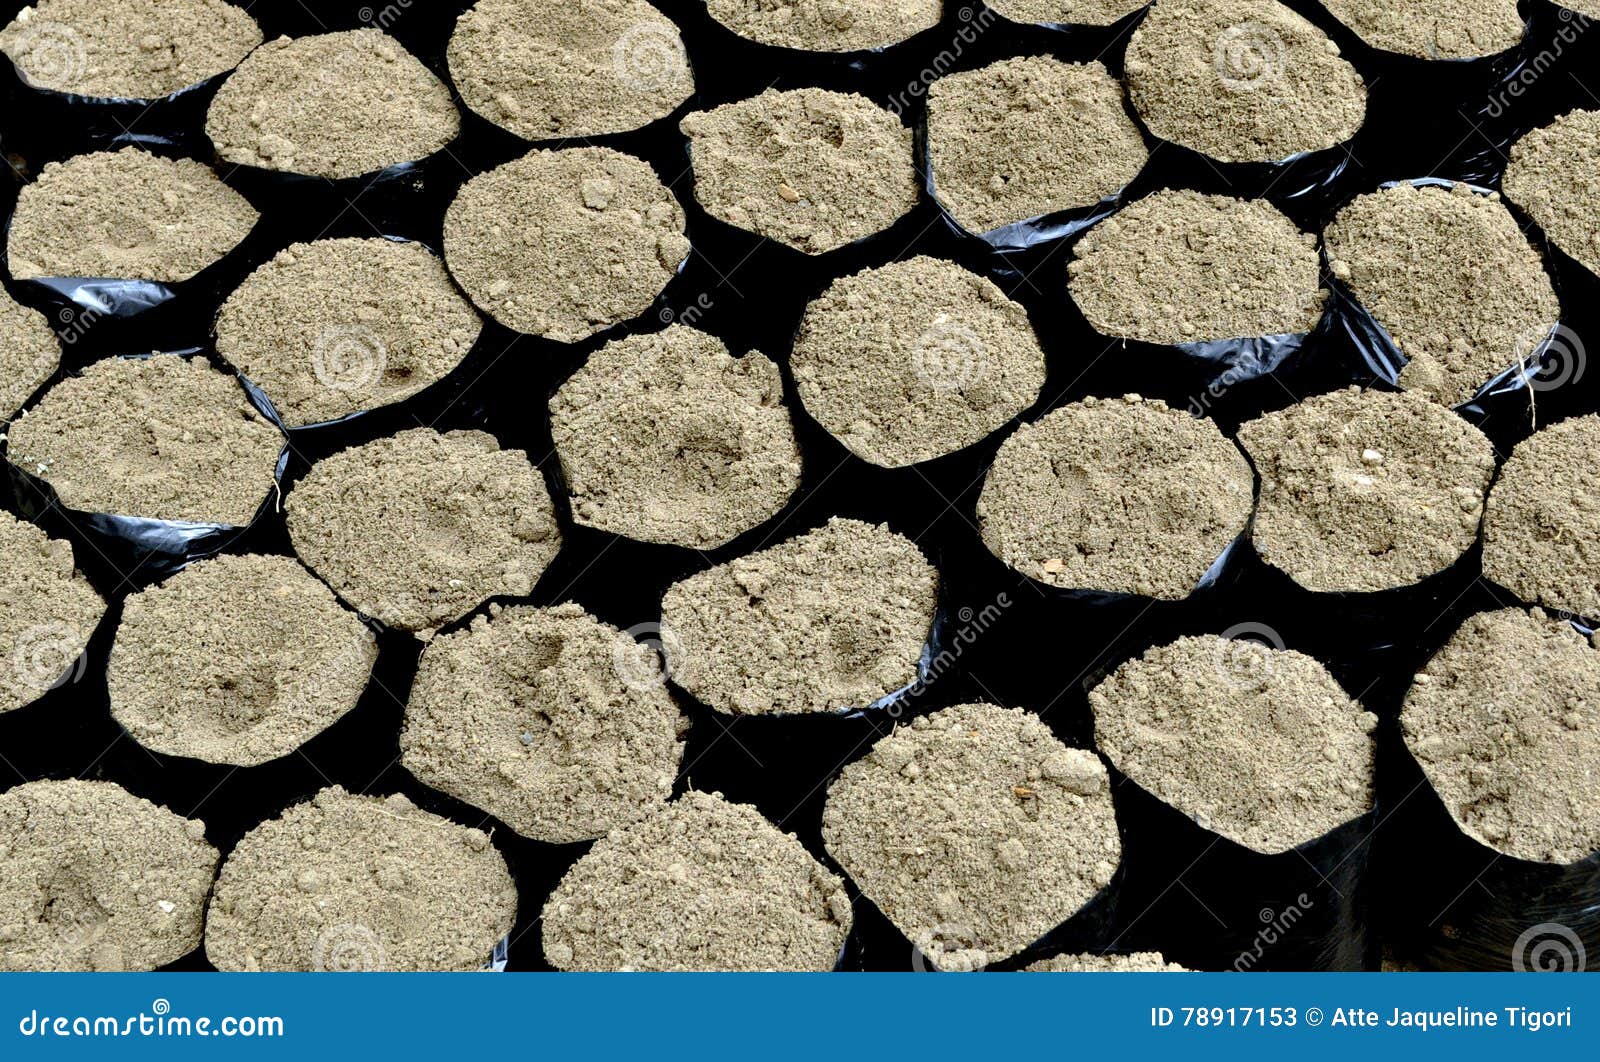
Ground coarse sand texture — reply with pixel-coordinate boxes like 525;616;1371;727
542;791;852;971
1318;0;1524;60
1324;183;1561;407
6;355;284;525
1091;635;1377;853
448;0;693;140
681;88;917;254
444;146;688;341
0;0;262;98
0;780;217;971
1125;0;1367;164
790;256;1047;467
1237;388;1498;593
1403;608;1600;864
1504;109;1600;280
705;0;940;50
205;31;459;179
823;703;1120;971
108;553;377;767
205;788;517;971
215;238;482;427
1483;415;1600;620
978;396;1255;599
660;518;937;715
6;148;257;283
550;326;802;549
285;428;561;638
0;288;58;421
401;603;690;844
1027;952;1189;972
986;0;1149;24
926;57;1148;235
1067;190;1325;344
0;510;102;715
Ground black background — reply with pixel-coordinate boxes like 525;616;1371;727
1;0;1598;972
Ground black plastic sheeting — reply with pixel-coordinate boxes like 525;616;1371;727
1;0;1599;972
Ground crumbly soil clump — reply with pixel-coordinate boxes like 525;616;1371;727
444;146;688;341
402;603;690;844
0;288;58;420
1402;608;1600;864
1027;951;1190;972
1483;415;1600;619
660;518;937;715
823;703;1121;971
550;326;801;549
1238;387;1498;592
1091;635;1377;853
7;355;283;525
987;0;1149;24
927;57;1148;235
790;256;1047;467
1068;190;1325;343
448;0;693;140
542;791;852;971
0;510;103;714
1125;0;1368;164
205;787;517;972
705;0;940;51
205;30;459;179
1319;0;1524;60
1504;109;1600;279
0;0;262;98
1324;183;1561;406
978;396;1255;600
215;238;482;427
6;148;257;282
108;553;377;766
285;428;561;638
681;88;917;254
0;780;217;971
